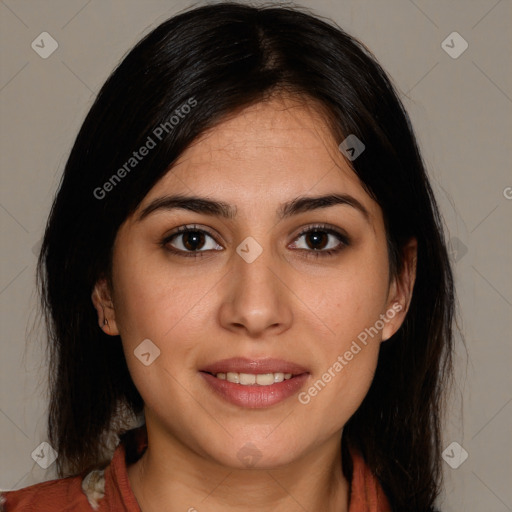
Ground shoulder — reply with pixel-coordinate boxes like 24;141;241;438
348;448;392;512
1;425;147;512
0;470;103;511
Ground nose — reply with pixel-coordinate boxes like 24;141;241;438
218;242;293;338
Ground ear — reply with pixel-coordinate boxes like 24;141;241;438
91;278;119;336
381;238;417;341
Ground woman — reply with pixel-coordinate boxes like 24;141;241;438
1;2;454;511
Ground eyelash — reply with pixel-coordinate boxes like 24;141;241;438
160;223;350;260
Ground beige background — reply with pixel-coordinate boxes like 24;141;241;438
0;0;511;509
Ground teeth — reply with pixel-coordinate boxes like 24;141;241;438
257;373;274;385
239;373;256;385
226;372;239;384
216;372;295;386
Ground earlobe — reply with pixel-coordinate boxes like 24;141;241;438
91;279;119;336
381;301;406;341
381;238;417;341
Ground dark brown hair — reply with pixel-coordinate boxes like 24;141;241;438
38;3;454;510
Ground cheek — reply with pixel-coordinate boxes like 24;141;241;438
299;276;385;434
298;347;380;446
310;245;390;344
111;246;223;369
110;254;208;415
112;242;188;334
294;244;389;425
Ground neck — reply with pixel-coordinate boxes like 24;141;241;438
127;426;349;512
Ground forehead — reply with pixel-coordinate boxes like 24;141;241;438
137;96;380;223
173;96;349;179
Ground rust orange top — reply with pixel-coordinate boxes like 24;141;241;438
1;427;391;511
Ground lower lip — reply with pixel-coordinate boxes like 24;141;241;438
200;372;309;408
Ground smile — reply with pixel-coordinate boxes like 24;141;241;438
212;372;293;385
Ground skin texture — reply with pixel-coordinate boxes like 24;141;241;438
92;95;417;512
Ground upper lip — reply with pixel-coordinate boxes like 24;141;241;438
200;357;309;375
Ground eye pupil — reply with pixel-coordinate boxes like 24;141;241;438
306;231;328;250
183;231;205;251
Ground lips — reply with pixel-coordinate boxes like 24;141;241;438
199;357;310;408
200;357;309;376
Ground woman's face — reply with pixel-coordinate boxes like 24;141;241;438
95;95;412;469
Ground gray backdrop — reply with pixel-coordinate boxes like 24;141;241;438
0;0;511;510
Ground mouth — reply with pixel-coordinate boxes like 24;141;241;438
203;371;295;386
199;357;310;408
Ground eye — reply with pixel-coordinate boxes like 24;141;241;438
161;223;349;259
289;224;349;258
161;225;223;257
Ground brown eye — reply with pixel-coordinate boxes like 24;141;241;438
162;225;223;256
303;230;329;250
290;225;349;257
180;230;206;251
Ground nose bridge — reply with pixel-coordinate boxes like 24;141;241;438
233;234;281;301
219;234;293;336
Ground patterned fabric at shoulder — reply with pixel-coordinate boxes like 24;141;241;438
81;469;106;510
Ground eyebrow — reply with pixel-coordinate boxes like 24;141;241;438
137;193;370;222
